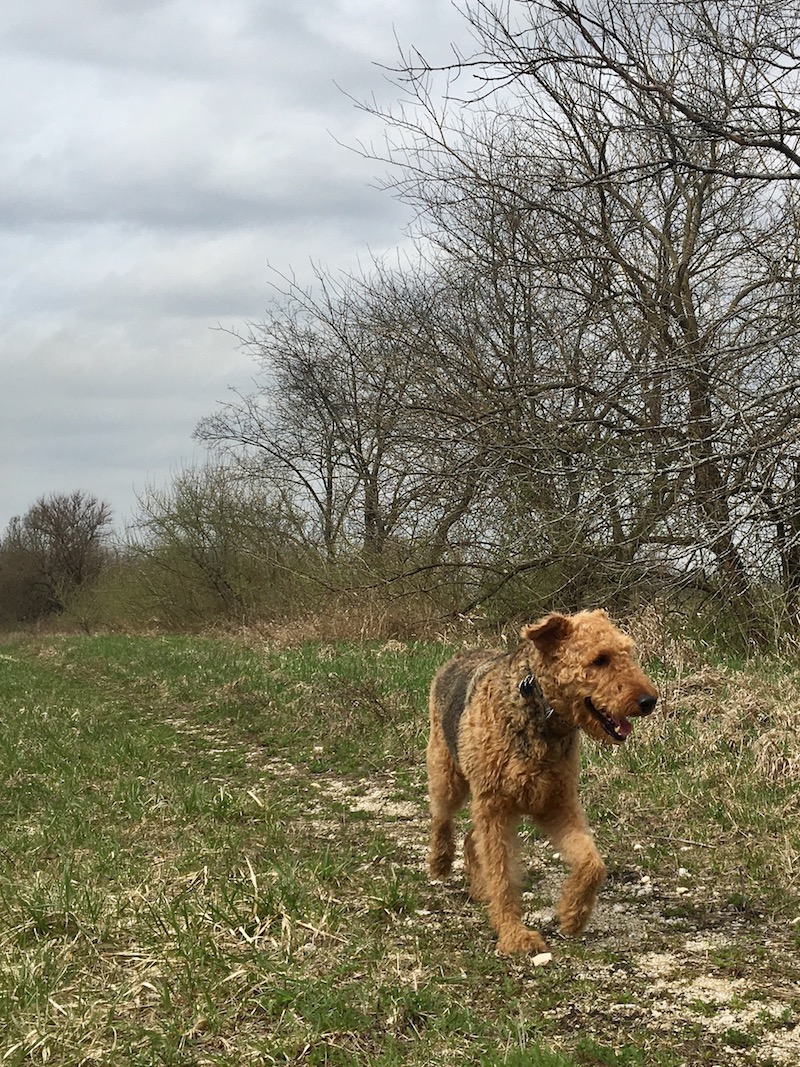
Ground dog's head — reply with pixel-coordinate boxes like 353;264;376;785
520;609;658;746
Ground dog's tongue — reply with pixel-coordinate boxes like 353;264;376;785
617;718;633;739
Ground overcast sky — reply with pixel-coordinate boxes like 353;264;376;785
0;0;469;535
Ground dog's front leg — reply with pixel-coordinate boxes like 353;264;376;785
539;806;607;936
470;800;549;954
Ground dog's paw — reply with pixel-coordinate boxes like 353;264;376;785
556;901;593;936
496;926;549;955
427;857;453;880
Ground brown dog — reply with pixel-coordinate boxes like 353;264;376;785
426;609;658;954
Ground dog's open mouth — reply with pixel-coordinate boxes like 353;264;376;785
585;698;632;743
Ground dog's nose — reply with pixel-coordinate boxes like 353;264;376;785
637;693;658;715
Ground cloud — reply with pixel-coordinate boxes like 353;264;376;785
0;0;468;532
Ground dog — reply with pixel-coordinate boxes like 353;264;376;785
426;609;658;954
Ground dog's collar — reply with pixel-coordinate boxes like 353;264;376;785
519;673;545;703
518;673;577;737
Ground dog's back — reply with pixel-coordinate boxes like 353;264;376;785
430;649;504;761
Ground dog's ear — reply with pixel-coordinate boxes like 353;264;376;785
520;614;573;656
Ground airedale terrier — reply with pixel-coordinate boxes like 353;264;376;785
426;609;658;954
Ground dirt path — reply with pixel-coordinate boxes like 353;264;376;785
311;769;800;1066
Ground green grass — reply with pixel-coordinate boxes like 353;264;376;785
0;633;798;1064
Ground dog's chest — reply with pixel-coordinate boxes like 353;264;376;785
458;702;576;807
498;732;580;813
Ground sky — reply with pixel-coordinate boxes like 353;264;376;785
0;0;470;535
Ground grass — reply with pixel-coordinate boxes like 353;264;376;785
0;632;798;1064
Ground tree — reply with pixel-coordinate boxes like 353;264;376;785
129;463;296;626
0;491;112;622
197;264;486;568
353;0;800;630
520;0;800;182
191;0;800;636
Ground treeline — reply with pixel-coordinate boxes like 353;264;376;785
197;0;800;643
5;0;800;645
0;482;310;634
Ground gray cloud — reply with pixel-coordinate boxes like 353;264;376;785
0;0;467;532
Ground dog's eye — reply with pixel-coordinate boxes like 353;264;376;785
591;654;610;668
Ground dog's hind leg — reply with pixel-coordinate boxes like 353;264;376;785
426;716;468;879
471;799;549;954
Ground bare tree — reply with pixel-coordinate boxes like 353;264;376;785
350;0;800;630
197;265;487;568
514;0;800;182
190;0;800;635
129;463;294;625
0;491;112;621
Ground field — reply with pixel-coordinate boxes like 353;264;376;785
0;630;798;1065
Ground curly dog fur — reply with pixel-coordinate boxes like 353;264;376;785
426;609;658;954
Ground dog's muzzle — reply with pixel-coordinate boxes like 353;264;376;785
636;693;658;715
585;691;658;744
